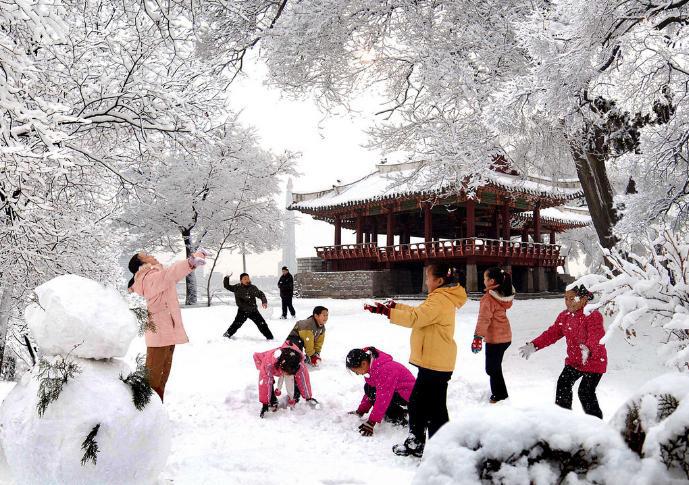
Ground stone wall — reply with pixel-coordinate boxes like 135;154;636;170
295;269;414;299
297;257;324;274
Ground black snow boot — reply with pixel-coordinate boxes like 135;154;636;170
392;436;424;457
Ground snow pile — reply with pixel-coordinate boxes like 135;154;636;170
611;373;689;480
25;274;137;359
414;405;669;485
0;359;171;484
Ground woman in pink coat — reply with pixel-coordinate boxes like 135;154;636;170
346;347;416;437
253;342;317;418
519;285;607;418
128;250;206;402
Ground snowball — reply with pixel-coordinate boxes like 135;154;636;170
273;350;281;358
0;358;171;484
26;275;137;359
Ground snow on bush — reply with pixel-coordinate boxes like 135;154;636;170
611;373;689;480
0;358;171;484
414;405;669;485
573;228;689;369
25;275;137;359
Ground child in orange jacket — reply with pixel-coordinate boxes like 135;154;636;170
471;266;514;403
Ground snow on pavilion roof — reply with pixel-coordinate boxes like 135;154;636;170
291;161;583;211
516;205;592;229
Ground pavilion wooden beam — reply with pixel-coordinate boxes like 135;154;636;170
356;213;363;244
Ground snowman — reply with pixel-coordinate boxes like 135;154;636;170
0;274;171;484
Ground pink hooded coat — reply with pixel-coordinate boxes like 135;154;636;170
356;350;416;424
130;260;192;347
253;342;313;405
532;309;608;374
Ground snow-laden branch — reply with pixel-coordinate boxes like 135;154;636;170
574;228;689;370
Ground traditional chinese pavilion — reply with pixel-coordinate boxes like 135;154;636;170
290;160;590;297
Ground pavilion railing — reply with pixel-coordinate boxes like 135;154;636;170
315;238;564;266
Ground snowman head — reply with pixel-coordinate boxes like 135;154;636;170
25;275;137;360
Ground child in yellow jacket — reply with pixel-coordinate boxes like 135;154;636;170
471;266;514;404
365;262;467;457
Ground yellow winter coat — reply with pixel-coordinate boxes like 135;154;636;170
389;284;468;372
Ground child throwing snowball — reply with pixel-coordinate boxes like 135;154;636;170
519;285;607;419
253;342;318;418
472;267;514;403
364;263;467;457
346;347;416;437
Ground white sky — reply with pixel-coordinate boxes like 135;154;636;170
218;63;382;276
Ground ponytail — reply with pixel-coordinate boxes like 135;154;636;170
127;253;143;289
485;266;514;297
427;262;456;286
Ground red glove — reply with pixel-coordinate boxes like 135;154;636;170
471;335;483;354
384;299;397;309
363;302;390;317
274;388;281;397
288;398;297;408
310;354;321;367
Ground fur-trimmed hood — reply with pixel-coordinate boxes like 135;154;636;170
488;289;515;310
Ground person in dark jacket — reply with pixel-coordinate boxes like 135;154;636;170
223;273;274;340
278;266;296;319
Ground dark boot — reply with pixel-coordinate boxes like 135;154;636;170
392;435;424;457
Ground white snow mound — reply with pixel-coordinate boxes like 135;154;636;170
0;358;171;484
415;405;670;485
26;274;137;359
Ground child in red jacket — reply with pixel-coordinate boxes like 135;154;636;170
471;267;514;403
519;285;607;418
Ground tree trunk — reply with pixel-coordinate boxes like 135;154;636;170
181;228;197;305
0;286;15;380
571;128;619;249
206;252;222;307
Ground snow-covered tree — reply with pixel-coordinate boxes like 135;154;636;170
0;0;248;376
198;0;689;249
575;228;689;370
122;121;295;304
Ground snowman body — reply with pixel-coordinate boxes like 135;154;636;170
0;275;171;484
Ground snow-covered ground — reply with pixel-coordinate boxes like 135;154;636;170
0;296;672;484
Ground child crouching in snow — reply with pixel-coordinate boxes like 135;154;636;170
346;347;416;437
519;285;607;419
253;343;318;418
472;266;514;404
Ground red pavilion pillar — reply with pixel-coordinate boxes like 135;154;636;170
501;203;511;240
533;202;542;244
386;207;395;247
466;199;476;238
423;202;433;244
334;216;342;246
356;213;363;244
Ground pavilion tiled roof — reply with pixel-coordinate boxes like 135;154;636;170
290;161;583;211
515;206;592;229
